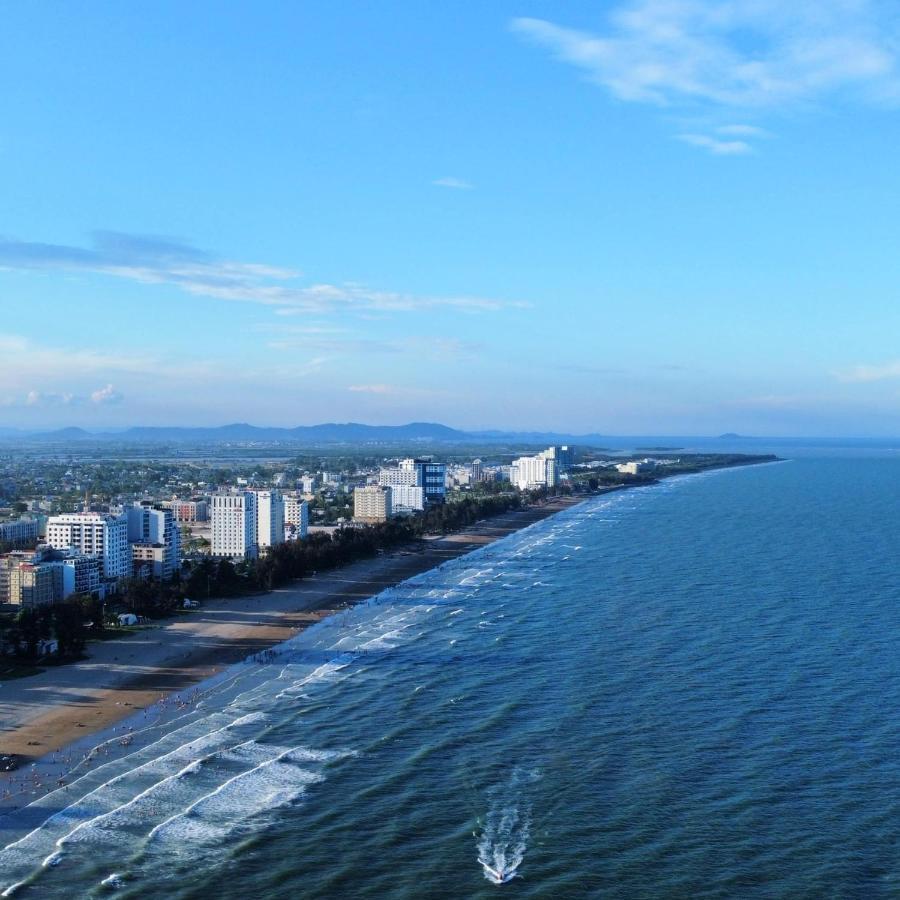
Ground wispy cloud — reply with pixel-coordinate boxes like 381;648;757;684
433;176;474;190
677;133;753;155
0;232;518;315
264;328;481;360
348;384;398;394
25;390;76;408
347;383;444;397
717;123;770;138
0;334;158;380
835;360;900;383
512;2;900;150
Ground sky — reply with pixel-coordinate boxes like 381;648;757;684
3;0;900;436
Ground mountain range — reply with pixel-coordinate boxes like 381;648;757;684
0;421;610;445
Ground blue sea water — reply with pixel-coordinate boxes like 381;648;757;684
3;454;900;897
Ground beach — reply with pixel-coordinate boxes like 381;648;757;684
0;495;584;769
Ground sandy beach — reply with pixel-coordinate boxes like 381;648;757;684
0;495;585;767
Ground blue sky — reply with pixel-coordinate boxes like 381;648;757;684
3;0;900;435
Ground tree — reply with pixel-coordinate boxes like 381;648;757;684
52;601;87;658
14;607;51;661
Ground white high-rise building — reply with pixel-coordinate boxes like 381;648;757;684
379;465;421;488
125;502;180;579
46;513;129;580
379;459;446;504
211;491;258;559
389;485;425;515
283;496;309;538
255;490;285;550
510;455;558;491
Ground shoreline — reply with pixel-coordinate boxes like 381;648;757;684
0;494;587;771
0;457;777;781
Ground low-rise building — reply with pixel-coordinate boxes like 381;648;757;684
0;518;41;548
164;498;209;523
132;543;171;580
615;459;657;475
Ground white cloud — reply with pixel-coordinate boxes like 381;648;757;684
90;383;123;405
677;133;753;154
433;176;474;190
512;3;900;151
511;4;900;109
0;232;516;316
835;360;900;383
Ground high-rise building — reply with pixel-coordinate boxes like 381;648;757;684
57;551;103;598
379;459;447;505
46;513;129;580
379;464;421;488
511;455;558;491
126;502;180;579
389;484;425;515
8;561;55;608
540;445;574;473
283;496;309;539
255;490;285;550
471;459;483;483
210;491;258;559
353;486;392;523
0;547;104;602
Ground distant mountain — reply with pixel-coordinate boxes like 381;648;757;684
28;426;95;442
0;421;634;447
467;429;607;444
10;421;471;445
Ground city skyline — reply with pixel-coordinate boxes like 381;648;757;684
4;1;900;436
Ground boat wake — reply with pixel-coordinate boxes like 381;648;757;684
475;768;539;885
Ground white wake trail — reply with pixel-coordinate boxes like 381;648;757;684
475;768;540;885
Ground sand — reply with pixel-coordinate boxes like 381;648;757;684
0;496;586;766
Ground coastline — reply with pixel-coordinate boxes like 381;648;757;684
0;494;586;769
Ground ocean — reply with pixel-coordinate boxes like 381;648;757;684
3;453;900;897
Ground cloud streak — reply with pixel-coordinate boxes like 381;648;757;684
512;3;900;108
433;176;474;190
0;231;518;315
835;360;900;383
677;133;753;155
512;2;900;151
